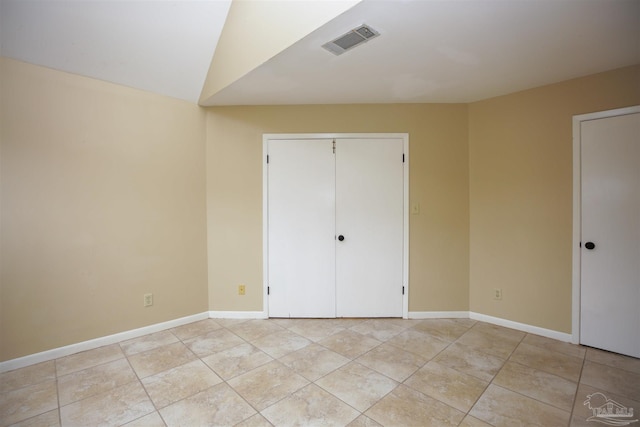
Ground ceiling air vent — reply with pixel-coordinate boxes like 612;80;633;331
322;24;380;56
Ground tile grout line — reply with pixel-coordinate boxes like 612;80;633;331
450;321;500;426
480;331;579;425
248;320;398;424
220;323;297;424
453;329;522;426
186;324;264;424
567;349;588;427
275;321;406;424
126;342;163;426
55;370;62;427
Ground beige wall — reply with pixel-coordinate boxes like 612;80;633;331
206;104;470;313
0;58;209;361
468;64;640;333
2;54;637;363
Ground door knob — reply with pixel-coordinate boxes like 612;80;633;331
585;241;595;250
338;235;345;241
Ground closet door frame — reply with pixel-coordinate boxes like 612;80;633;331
262;133;409;319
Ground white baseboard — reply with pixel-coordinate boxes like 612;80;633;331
208;311;267;319
469;312;572;343
0;309;573;373
409;311;572;342
0;312;209;373
408;311;470;319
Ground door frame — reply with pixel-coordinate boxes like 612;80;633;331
571;105;640;344
262;133;410;318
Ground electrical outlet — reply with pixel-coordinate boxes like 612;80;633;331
493;288;502;300
144;293;153;307
238;285;246;295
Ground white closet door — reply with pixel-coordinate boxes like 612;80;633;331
335;138;404;317
580;112;640;358
267;139;336;317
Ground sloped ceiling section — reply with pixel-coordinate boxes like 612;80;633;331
198;0;361;105
0;0;232;103
205;0;640;105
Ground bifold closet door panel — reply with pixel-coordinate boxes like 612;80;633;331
335;138;404;317
267;139;336;318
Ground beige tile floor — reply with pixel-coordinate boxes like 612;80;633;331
1;318;639;426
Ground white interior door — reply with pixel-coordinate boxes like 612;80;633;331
580;112;640;358
336;138;404;317
267;139;336;317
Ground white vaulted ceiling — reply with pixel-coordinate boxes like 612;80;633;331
0;0;232;103
1;0;639;105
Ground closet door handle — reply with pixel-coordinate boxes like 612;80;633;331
338;235;345;242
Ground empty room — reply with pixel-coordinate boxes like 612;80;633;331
1;0;639;426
